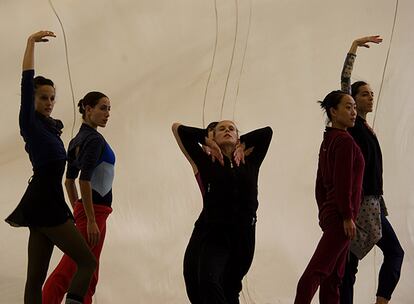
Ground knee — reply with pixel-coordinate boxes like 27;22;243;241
77;251;97;274
394;247;404;267
87;254;98;272
396;246;405;262
25;274;46;296
385;245;404;264
26;269;48;290
296;271;313;290
199;272;222;293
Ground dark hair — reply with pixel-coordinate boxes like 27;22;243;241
206;121;218;132
34;76;54;90
78;91;107;118
319;90;349;120
351;81;368;99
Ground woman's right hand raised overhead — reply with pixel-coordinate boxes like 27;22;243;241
28;30;56;43
341;35;383;93
23;30;56;71
349;35;383;54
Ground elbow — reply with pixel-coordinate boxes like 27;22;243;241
79;179;91;187
172;122;181;133
266;126;273;135
64;178;75;187
265;126;273;140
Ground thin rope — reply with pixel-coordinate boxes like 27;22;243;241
202;0;219;128
371;0;399;295
372;0;399;129
48;0;77;139
232;0;252;121
220;0;239;120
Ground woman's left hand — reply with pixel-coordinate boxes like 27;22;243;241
343;218;356;239
233;142;246;166
205;137;224;165
87;220;101;247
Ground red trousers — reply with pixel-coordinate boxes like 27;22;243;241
42;202;112;304
294;222;350;304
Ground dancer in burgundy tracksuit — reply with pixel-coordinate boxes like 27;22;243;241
294;91;364;304
43;92;114;304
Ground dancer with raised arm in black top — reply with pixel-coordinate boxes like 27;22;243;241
339;35;404;304
5;31;96;304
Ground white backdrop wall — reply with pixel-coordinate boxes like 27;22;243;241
0;0;412;303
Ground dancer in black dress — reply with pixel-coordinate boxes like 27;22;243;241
5;31;96;304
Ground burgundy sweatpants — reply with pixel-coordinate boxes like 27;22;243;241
42;202;112;304
294;222;350;304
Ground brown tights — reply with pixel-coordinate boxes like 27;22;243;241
24;220;96;304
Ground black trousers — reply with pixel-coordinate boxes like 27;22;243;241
183;222;255;304
340;212;404;303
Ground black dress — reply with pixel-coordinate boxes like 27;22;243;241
5;70;72;227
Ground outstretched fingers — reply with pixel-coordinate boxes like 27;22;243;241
29;30;56;43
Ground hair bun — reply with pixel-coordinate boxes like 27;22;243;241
77;99;85;114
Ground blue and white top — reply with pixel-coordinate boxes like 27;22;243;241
66;124;115;206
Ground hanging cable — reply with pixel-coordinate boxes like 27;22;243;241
371;0;399;295
372;0;399;129
232;0;252;121
48;0;77;139
202;0;219;128
220;0;239;120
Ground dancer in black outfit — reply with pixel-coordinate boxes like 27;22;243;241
339;35;404;304
172;120;272;304
5;31;96;304
173;121;217;303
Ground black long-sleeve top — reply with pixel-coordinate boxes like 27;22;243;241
348;116;383;195
19;70;66;170
341;53;383;195
178;125;272;226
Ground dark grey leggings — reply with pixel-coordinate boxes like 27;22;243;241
24;220;97;304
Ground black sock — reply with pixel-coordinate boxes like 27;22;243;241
66;292;84;304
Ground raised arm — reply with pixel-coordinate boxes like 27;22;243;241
239;126;273;166
20;31;56;131
340;35;383;93
172;123;215;167
22;31;56;71
172;123;199;174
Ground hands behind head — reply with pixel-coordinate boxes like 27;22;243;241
233;141;246;167
28;30;56;43
204;137;224;166
354;35;383;48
